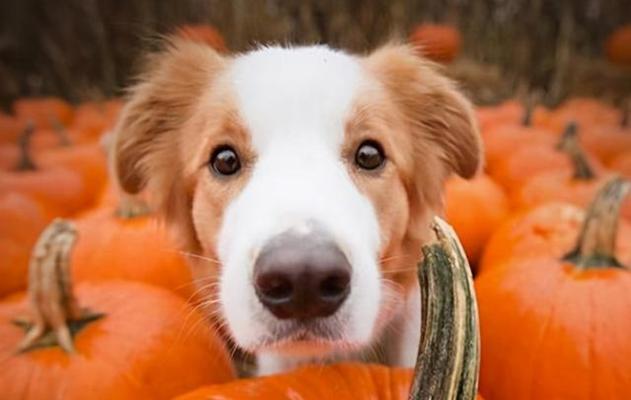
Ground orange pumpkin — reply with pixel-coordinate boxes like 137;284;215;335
0;220;235;399
0;192;51;297
0;124;88;216
176;363;414;400
489;123;604;191
445;174;509;268
477;178;631;399
13;97;74;129
609;151;631;179
71;197;196;299
69;99;123;141
482;109;556;173
176;24;227;52
605;24;631;66
408;23;462;63
0;112;21;144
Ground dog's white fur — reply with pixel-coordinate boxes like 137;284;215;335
113;40;480;376
219;47;385;364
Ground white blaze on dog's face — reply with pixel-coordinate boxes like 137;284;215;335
218;47;381;352
113;40;480;358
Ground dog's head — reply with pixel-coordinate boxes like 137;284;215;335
113;39;480;356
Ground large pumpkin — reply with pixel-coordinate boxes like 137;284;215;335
408;24;462;63
0;220;235;399
71;196;195;299
476;178;631;399
445;174;509;268
176;218;482;400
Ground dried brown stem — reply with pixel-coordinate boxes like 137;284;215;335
556;122;596;180
15;120;37;171
564;177;631;269
16;219;103;353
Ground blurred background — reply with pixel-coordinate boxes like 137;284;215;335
0;0;629;108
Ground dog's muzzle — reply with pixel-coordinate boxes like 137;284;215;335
253;228;351;320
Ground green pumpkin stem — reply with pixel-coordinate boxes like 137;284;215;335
564;177;630;269
409;217;480;400
15;120;37;171
556;122;596;180
15;219;103;354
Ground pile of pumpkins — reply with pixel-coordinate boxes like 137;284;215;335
1;27;631;399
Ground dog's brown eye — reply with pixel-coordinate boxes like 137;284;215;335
355;140;385;171
210;146;241;176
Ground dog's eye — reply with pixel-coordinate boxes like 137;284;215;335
210;146;241;176
355;140;385;171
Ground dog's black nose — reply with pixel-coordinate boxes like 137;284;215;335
253;230;351;320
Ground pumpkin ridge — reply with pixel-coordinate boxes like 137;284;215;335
563;177;630;269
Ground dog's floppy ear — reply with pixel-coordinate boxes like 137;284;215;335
112;38;226;194
365;44;482;179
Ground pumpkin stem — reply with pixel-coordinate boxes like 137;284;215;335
15;120;37;171
50;117;72;146
622;100;629;128
556;122;596;180
563;177;630;269
409;217;480;400
116;192;151;218
15;219;103;354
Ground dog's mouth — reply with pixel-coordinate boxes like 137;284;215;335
257;319;355;355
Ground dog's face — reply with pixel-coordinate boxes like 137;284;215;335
114;40;480;356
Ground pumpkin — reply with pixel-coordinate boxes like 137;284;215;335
70;100;123;140
71;196;196;299
0;112;21;144
408;24;462;63
535;98;622;134
609;151;631;179
445;174;509;268
476;178;631;399
605;24;631;66
0;219;235;399
482;105;556;172
176;218;481;400
0;124;89;216
176;24;227;52
489;122;603;191
13;97;74;129
0;192;51;297
35;143;108;208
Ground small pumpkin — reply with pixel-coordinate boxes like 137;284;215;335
408;23;462;63
605;24;631;66
609;151;631;179
71;196;196;299
445;174;509;268
476;178;631;399
13;97;74;129
176;218;481;400
176;24;227;52
0;220;235;399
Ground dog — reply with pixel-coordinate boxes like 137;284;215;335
112;38;481;375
